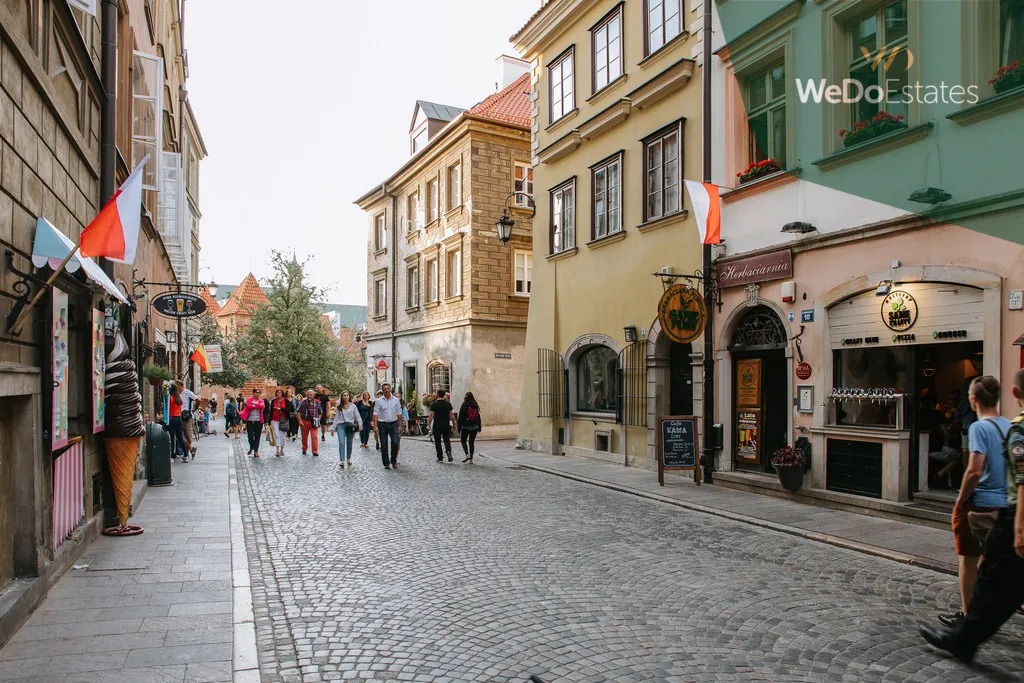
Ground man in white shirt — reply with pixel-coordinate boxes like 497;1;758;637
176;381;200;457
372;383;404;469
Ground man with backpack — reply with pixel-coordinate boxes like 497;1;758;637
428;389;456;463
921;368;1024;662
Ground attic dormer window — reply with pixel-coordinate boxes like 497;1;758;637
412;125;428;154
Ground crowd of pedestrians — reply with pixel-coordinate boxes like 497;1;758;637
216;382;484;469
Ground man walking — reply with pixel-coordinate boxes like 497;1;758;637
372;383;403;469
428;388;456;462
920;368;1024;662
298;389;322;456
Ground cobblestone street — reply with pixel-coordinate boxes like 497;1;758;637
235;433;1024;683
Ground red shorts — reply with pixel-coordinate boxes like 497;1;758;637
952;505;982;557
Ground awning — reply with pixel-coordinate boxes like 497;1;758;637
1014;333;1024;346
31;218;128;304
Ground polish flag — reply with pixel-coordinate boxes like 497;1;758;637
683;180;721;245
79;156;148;264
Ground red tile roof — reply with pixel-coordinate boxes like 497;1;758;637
467;74;531;128
198;286;221;316
216;273;269;318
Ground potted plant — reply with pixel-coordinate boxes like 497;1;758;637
990;60;1024;94
421;393;432;411
737;158;782;184
839;111;907;148
142;363;172;387
771;445;808;492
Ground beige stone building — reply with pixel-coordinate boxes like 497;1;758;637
356;65;534;436
512;0;707;464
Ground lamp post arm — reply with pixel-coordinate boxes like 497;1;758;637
503;192;536;219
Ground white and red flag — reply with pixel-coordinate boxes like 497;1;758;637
683;180;721;245
79;156;148;264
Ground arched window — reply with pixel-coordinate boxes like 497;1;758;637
428;361;451;397
576;346;618;413
731;306;787;350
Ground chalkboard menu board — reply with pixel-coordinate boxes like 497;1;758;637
658;416;701;486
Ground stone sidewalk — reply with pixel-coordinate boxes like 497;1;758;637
484;443;959;575
0;430;259;682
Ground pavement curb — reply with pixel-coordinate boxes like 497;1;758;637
487;452;956;577
229;440;261;683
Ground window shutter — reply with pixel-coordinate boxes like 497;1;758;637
158;152;189;282
132;51;163;191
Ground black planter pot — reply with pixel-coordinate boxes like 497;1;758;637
775;465;804;492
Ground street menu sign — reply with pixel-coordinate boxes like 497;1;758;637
658;416;701;486
717;250;793;288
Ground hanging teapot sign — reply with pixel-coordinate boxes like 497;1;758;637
152;292;207;318
658;284;707;344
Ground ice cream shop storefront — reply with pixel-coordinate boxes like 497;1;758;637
713;224;1024;510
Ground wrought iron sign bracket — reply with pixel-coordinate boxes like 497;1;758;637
651;269;723;312
4;249;49;336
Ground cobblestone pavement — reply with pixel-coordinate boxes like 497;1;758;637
234;433;1024;683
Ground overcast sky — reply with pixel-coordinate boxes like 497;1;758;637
188;0;540;305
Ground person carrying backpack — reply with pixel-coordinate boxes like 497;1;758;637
457;391;482;463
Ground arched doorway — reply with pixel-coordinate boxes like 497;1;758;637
731;306;788;473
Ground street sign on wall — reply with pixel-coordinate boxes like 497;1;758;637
152;292;207;318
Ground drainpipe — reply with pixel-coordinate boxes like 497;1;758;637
701;0;715;485
382;184;398;388
100;0;117;210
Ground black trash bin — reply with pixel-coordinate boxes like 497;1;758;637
146;422;173;486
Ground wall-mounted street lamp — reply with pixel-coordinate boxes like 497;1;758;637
495;192;536;243
781;221;817;234
908;187;951;204
624;325;639;343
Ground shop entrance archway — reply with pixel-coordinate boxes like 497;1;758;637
731;306;788;473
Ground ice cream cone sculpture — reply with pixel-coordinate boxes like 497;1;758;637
102;331;145;536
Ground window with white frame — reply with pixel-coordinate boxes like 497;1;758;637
514;163;533;207
427;178;439;223
548;48;575;123
132;51;163;190
374;212;387;251
592;152;622;240
407;265;420;308
847;0;909;124
426;258;439;302
514;251;533;296
645;0;683;56
411;126;428;154
407;191;421;232
643;121;682;222
429;362;451;397
550;179;576;254
745;62;787;168
374;277;387;318
447;163;461;211
446;248;462;297
592;7;623;92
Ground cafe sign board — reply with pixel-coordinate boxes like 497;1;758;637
880;290;918;331
657;284;707;344
718;250;793;289
153;292;206;318
657;416;701;486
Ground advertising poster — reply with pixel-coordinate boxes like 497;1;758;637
736;358;761;407
736;409;760;462
205;344;224;373
52;288;70;450
92;309;106;433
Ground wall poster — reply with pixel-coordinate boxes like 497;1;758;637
736;409;761;462
52;288;70;450
92;309;106;433
736;358;762;407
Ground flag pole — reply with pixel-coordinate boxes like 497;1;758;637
701;0;715;486
9;246;80;336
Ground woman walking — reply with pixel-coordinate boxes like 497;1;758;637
239;388;266;458
457;392;482;463
223;396;237;438
332;391;362;467
168;383;189;462
285;390;298;441
357;392;374;449
270;389;289;457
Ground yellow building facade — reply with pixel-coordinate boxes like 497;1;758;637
513;0;708;466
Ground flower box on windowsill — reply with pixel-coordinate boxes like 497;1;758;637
947;84;1024;126
722;168;800;203
991;60;1023;94
839;112;907;148
737;159;783;184
812;122;933;172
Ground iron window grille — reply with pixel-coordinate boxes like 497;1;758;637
537;349;568;418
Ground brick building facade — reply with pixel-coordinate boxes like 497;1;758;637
356;70;534;436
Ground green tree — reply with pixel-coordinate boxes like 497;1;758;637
239;252;362;394
198;314;251;388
